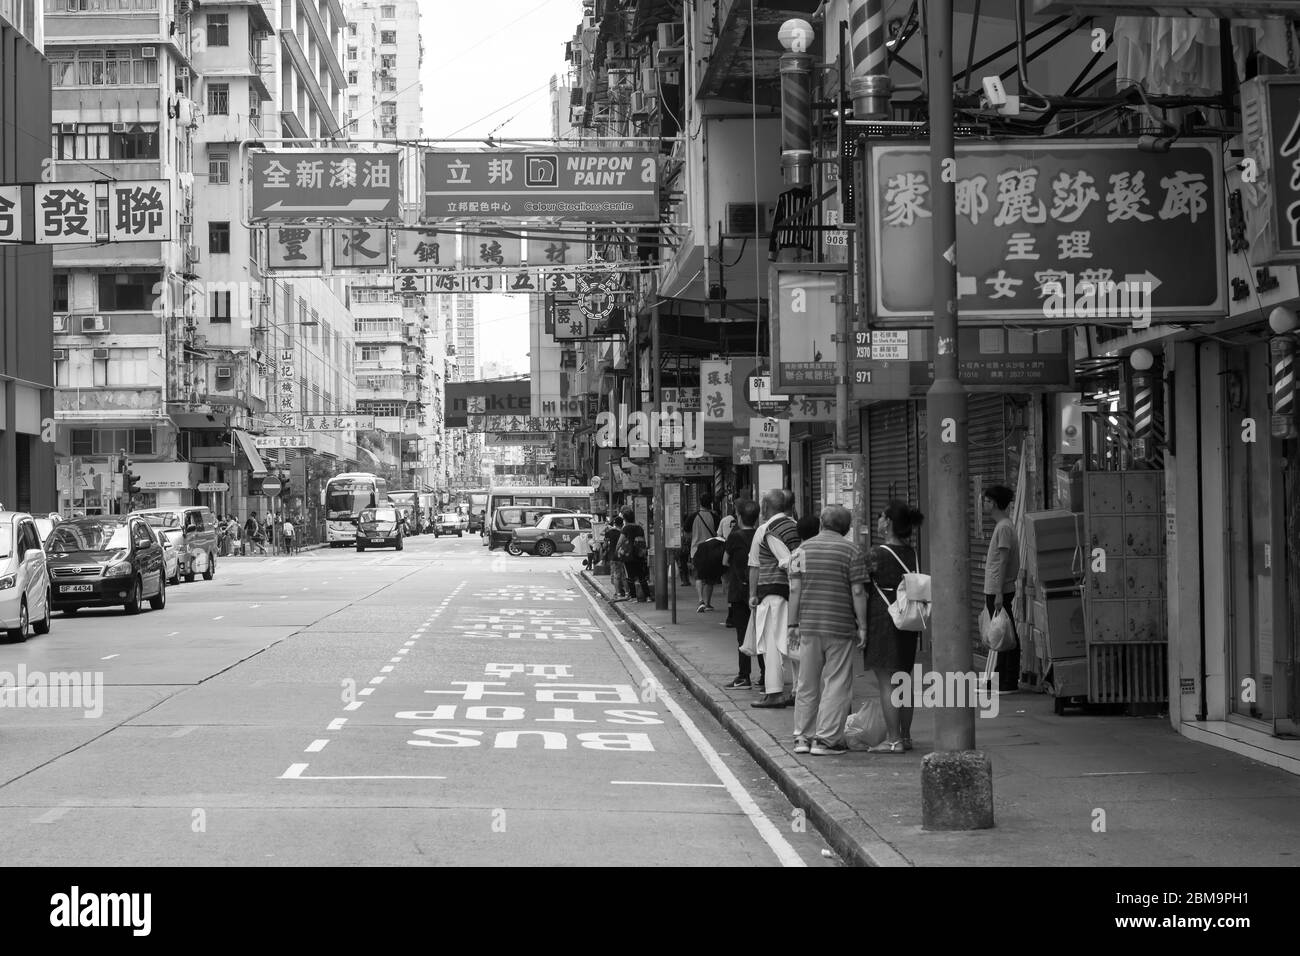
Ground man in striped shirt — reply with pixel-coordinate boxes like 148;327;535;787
787;505;868;756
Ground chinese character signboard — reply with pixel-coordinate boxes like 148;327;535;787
332;227;391;269
444;380;532;427
267;226;324;269
528;234;589;265
863;139;1226;324
852;326;1073;396
769;264;846;395
424;150;660;222
0;185;21;243
396;228;456;268
1240;77;1300;264
468;231;522;269
109;179;169;242
299;415;374;431
249;151;401;220
700;360;733;424
253;435;310;449
35;183;95;244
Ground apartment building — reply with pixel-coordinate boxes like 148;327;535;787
341;0;422;144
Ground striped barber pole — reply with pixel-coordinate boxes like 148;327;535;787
849;0;887;77
1131;371;1155;462
779;50;813;185
1271;335;1298;439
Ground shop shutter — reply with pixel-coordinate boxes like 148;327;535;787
809;434;835;512
867;402;916;529
15;435;32;513
968;394;1014;630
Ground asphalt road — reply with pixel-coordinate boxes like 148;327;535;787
0;534;834;866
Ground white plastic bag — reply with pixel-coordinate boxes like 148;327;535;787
844;698;887;750
979;607;1016;652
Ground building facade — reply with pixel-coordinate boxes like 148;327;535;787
0;3;55;514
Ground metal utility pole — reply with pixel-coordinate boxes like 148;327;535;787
652;299;668;610
921;0;993;830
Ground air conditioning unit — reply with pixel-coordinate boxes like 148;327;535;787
142;46;157;58
52;348;68;361
629;90;648;119
178;66;190;79
606;40;631;61
725;201;776;237
216;366;233;380
179;214;192;228
92;347;110;360
53;314;69;333
253;30;272;41
81;315;108;334
59;122;77;134
112;122;128;133
185;244;200;264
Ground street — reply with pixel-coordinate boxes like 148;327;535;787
0;535;830;866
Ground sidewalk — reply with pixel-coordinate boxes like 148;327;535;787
581;571;1300;867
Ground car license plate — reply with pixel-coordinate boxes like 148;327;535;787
60;584;93;593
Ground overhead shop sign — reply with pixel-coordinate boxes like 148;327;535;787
862;139;1226;325
424;150;660;222
249;150;401;220
1;181;170;244
769;264;848;396
1239;76;1300;264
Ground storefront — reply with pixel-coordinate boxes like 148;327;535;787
1170;328;1300;752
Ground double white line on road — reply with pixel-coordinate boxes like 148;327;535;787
567;571;805;868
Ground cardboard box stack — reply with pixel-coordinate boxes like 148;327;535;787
1020;511;1085;701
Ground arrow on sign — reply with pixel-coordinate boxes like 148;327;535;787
1124;271;1162;293
957;273;978;297
262;198;392;213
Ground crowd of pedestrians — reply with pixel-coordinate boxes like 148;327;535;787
598;482;1022;758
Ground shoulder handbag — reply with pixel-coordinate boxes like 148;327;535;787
872;545;931;632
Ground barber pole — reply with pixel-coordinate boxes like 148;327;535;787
778;20;814;186
1270;334;1298;439
1131;370;1156;463
849;0;892;118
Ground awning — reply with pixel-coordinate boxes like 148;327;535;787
232;429;269;477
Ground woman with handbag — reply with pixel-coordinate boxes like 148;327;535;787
863;500;926;754
982;484;1021;693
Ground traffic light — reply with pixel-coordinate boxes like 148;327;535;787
278;471;290;499
123;456;140;497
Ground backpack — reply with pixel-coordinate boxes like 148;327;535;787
618;533;647;563
872;545;931;632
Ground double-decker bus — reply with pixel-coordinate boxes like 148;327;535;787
323;472;388;546
484;485;596;551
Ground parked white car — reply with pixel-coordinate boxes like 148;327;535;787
155;527;182;586
0;511;53;642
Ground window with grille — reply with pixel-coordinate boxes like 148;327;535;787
50;48;159;87
207;13;229;46
209;150;229;184
380;102;396;116
53;274;69;313
380;30;396;44
347;46;358;61
207;83;229;115
381;76;396;92
381;55;396;70
380;5;396;18
347;70;358;84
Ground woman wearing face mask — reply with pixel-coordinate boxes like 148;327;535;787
862;500;926;754
982;484;1021;694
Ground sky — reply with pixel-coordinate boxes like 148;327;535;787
418;0;580;378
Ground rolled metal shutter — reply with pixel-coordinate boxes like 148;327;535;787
809;434;835;512
968;395;1012;629
868;402;915;526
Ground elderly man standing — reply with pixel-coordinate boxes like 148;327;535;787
748;489;802;708
787;505;868;755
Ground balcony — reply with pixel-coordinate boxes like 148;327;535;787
280;29;342;139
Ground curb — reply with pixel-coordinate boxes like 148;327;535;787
576;571;911;868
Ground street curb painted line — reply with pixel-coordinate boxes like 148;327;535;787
577;572;910;869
